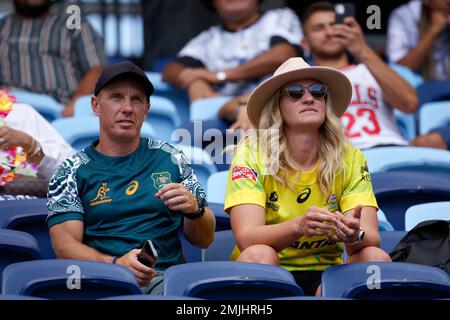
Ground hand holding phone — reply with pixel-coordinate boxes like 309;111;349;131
335;3;355;24
137;240;158;268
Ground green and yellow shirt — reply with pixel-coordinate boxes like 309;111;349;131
47;138;206;271
225;141;377;271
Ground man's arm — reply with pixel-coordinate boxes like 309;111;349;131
333;18;418;113
49;220;112;262
183;206;216;248
61;66;103;117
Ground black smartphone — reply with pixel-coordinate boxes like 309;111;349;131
335;3;356;24
137;240;158;268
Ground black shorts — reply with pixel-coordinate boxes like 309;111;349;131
291;271;323;296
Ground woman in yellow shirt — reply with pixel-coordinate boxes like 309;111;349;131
224;57;391;296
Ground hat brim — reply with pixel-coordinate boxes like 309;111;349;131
247;66;352;127
96;71;154;99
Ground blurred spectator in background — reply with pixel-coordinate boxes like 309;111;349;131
0;91;74;197
0;0;107;117
163;0;303;106
301;2;419;150
387;0;449;80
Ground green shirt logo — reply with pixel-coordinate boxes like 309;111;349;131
151;172;172;190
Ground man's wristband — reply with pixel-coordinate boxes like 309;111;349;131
111;256;119;264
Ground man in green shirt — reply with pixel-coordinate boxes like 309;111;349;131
47;61;215;294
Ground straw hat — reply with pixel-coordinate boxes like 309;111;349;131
247;57;352;127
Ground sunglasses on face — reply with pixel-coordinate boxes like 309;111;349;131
283;83;328;100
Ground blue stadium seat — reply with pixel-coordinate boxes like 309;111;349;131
404;202;450;231
0;229;41;288
363;146;450;180
377;209;394;232
0;294;46;300
0;198;53;258
178;229;202;263
372;171;450;230
417;80;450;106
322;262;450;299
394;109;416;141
175;144;217;188
8;89;63;122
2;259;141;299
164;261;303;299
419;101;450;135
208;202;231;231
190;96;233;121
52;116;155;151
202;230;235;262
389;63;424;88
206;170;228;204
145;71;190;123
74;94;181;142
380;231;407;254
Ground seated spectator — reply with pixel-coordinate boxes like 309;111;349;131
0;0;107;116
225;57;391;297
387;0;449;80
0;90;74;196
47;62;215;294
163;0;303;105
301;2;419;150
410;125;450;150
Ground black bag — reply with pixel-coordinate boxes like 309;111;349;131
390;220;450;275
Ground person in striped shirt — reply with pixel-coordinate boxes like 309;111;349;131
0;0;107;116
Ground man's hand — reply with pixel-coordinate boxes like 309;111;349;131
332;17;369;61
328;205;362;243
293;206;338;238
61;100;75;117
229;105;253;132
155;183;198;215
115;249;157;287
0;125;33;152
188;79;220;102
178;68;219;89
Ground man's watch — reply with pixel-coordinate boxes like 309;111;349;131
216;71;227;82
184;196;206;220
345;228;365;245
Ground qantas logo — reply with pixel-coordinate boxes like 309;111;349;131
231;166;258;182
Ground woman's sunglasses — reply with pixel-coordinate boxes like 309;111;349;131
283;83;328;100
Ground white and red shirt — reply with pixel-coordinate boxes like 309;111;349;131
340;64;408;149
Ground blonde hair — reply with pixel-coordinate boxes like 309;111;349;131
419;2;450;80
235;89;347;197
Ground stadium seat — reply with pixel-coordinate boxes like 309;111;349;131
202;229;234;261
417;80;450;106
377;209;394;232
419;101;450;135
321;262;450;299
175;144;217;188
404;202;450;231
372;171;450;230
164;261;304;299
74;94;181;142
394;109;416;141
8;89;63;122
0;198;54;258
389;63;423;88
2;259;141;299
380;231;407;254
178;229;202;263
0;229;41;288
208;202;231;231
52;116;155;151
190;96;233;121
206;171;228;203
145;71;190;123
0;294;46;300
363;146;450;180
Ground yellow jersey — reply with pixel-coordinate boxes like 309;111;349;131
224;141;378;271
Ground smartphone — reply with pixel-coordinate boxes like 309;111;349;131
335;3;356;24
137;240;158;268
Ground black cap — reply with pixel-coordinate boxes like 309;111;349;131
94;61;154;99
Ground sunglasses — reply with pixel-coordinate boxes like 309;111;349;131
283;84;328;100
